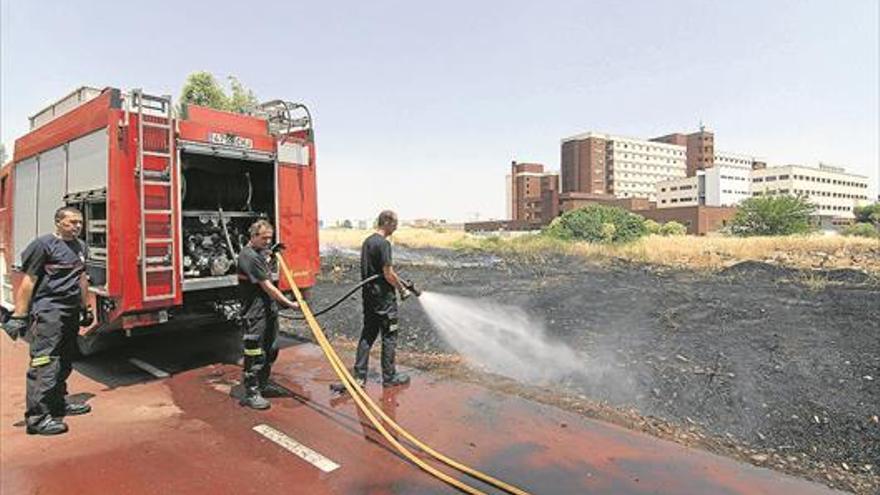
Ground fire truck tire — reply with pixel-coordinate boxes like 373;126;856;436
76;333;124;358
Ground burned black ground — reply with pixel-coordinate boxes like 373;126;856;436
299;247;879;493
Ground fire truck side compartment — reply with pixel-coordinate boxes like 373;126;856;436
3;88;319;339
179;152;276;285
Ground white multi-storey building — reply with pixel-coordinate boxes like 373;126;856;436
704;152;753;206
656;175;700;207
751;163;870;220
560;132;687;202
656;152;754;208
603;135;687;201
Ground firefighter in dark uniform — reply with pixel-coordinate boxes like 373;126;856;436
236;219;299;410
353;210;411;387
1;206;94;435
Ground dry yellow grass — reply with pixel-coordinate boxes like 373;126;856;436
574;234;880;273
321;228;880;274
320;227;468;249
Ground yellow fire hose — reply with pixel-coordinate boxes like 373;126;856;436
276;254;531;495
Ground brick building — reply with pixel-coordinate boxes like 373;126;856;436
651;127;715;176
560;132;686;201
639;206;738;235
507;161;559;224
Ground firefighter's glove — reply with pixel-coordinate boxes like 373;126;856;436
79;306;95;327
2;315;30;342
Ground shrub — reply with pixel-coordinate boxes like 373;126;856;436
545;204;647;243
659;221;687;236
730;195;815;236
854;203;880;226
841;222;879;238
644;219;661;235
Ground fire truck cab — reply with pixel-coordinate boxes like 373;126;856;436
0;86;319;353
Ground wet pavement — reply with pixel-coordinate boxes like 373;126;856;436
0;328;846;494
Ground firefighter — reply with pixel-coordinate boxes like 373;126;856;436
2;206;95;435
353;210;411;387
237;219;299;410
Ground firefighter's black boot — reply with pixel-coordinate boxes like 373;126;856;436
63;401;91;416
240;388;270;410
382;373;410;388
27;416;68;435
330;372;366;394
260;381;288;398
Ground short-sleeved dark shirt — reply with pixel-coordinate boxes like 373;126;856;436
361;233;396;316
20;234;87;313
237;245;277;320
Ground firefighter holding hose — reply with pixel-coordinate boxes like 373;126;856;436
236;219;300;410
352;210;412;388
1;206;94;435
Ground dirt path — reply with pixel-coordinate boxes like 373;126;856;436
300;247;880;494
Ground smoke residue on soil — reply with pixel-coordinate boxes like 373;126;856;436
304;247;880;493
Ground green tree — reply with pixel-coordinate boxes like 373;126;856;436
180;71;229;110
730;195;815;236
227;76;259;115
545;204;647;244
0;143;7;164
854;203;880;226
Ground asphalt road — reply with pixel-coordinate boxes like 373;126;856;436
0;325;847;494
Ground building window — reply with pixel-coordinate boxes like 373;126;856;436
0;175;6;208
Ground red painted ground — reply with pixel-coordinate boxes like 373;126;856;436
0;330;845;495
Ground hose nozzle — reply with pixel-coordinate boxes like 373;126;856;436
401;279;421;297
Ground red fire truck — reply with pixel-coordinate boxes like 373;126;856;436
0;86;319;353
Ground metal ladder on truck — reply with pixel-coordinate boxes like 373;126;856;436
133;90;177;303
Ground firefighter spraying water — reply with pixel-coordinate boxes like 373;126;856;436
0;85;532;495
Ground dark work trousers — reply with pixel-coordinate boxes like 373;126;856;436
353;312;399;383
25;308;79;426
241;314;279;394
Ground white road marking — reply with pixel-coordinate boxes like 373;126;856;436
253;424;340;473
128;358;170;378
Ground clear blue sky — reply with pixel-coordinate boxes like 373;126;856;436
2;0;878;222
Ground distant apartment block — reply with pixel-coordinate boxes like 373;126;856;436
561;132;686;201
507;161;559;224
751;163;870;220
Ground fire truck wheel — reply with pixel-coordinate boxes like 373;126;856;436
76;333;124;358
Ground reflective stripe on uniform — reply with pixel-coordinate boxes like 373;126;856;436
30;356;52;367
244;348;263;356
